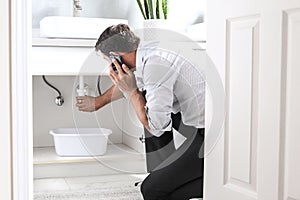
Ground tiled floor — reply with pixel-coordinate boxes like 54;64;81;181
34;173;148;193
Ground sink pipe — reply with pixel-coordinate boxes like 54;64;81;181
73;0;82;17
77;75;88;96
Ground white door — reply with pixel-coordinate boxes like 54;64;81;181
205;0;300;199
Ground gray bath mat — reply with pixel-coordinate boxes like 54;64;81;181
34;185;143;200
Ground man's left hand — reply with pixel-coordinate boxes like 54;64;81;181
109;59;138;98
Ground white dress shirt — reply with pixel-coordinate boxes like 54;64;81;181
134;41;205;137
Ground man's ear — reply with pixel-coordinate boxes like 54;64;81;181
109;51;119;56
109;51;126;56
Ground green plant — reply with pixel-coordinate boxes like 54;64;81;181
136;0;168;20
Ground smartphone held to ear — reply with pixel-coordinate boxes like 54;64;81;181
109;55;124;74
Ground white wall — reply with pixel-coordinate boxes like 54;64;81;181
0;0;12;199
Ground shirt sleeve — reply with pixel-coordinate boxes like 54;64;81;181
143;55;177;137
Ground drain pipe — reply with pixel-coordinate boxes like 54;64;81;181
42;75;64;106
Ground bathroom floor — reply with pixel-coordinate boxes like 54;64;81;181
34;173;148;200
34;173;147;192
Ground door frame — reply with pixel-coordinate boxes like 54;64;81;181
11;0;33;199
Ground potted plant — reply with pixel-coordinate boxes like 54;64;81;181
136;0;170;40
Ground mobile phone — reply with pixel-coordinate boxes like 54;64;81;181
109;55;123;74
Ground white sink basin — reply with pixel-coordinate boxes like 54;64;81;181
40;16;128;39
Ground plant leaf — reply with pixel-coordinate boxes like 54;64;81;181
147;0;154;19
144;0;149;19
162;0;168;19
136;0;147;20
156;0;160;19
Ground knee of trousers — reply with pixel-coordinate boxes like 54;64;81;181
140;179;160;199
141;180;150;198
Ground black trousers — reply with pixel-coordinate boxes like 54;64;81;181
144;113;178;172
142;112;204;200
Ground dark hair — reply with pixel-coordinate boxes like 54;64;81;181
95;24;140;56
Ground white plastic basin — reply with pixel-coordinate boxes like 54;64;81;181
50;128;112;156
40;16;128;39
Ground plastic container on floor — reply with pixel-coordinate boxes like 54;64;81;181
49;128;112;157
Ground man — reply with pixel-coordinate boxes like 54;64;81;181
76;24;205;200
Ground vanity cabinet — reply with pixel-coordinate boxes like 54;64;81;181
32;37;147;178
32;38;107;76
31;35;206;178
31;36;206;75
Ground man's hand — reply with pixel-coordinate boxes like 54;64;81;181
76;96;97;112
109;59;138;98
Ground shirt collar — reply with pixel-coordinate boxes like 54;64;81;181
135;41;159;78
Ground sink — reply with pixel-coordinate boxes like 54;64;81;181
40;16;128;39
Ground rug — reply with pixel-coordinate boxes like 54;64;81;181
34;185;143;200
